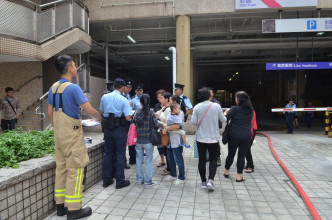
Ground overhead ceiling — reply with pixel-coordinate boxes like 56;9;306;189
88;9;332;84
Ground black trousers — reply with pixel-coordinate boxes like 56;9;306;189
245;130;257;169
128;145;136;164
225;137;251;174
164;146;170;171
286;114;294;133
197;142;219;182
1;119;16;131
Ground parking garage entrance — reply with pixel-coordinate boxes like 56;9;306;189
89;10;332;129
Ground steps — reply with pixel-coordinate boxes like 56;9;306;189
16;101;43;131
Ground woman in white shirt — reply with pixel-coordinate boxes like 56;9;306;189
155;92;172;176
191;87;227;191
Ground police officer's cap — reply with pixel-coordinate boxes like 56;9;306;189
135;84;144;91
114;78;126;86
125;79;133;88
106;81;114;92
174;83;185;90
289;98;294;101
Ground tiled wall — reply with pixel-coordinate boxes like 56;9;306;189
0;142;104;220
0;62;43;114
0;28;91;61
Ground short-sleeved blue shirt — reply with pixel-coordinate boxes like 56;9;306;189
285;103;296;114
100;90;132;117
180;94;193;110
48;78;88;119
132;94;142;111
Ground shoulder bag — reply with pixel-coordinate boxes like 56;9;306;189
126;111;137;146
150;110;161;146
222;107;237;145
222;119;231;145
6;98;18;123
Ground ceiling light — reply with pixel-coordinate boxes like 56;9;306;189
127;35;136;43
317;32;325;36
228;78;232;82
233;75;235;77
165;56;170;61
236;72;239;75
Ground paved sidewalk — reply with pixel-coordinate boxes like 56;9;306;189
45;133;332;220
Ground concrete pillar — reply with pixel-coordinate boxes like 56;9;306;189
176;15;192;101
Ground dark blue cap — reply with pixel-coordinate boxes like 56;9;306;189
174;83;185;90
114;78;126;86
125;79;133;88
135;84;144;91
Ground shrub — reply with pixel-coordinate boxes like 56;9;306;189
0;129;54;168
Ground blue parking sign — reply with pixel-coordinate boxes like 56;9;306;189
307;20;317;30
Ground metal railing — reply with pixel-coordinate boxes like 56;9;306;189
0;0;89;44
15;75;42;92
35;63;89;130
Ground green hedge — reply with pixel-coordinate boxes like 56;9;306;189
0;129;54;168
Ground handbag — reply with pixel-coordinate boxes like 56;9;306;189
150;112;161;146
126;111;137;146
160;131;169;146
151;129;161;146
222;119;231;145
193;103;214;158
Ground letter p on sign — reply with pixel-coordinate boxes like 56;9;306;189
307;20;317;30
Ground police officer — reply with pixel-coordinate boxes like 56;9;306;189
174;83;193;122
123;79;133;107
100;78;132;189
48;55;101;220
123;79;133;169
132;84;143;111
285;98;296;134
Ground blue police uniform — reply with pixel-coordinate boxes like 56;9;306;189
100;80;132;188
285;101;296;134
132;95;142;111
180;94;193;110
123;93;133;106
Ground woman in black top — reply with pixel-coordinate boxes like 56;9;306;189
224;91;253;182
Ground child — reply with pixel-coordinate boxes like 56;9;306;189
164;103;188;184
166;103;190;148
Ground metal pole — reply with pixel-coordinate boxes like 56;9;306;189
169;47;176;94
40;102;44;130
105;45;109;86
325;111;330;135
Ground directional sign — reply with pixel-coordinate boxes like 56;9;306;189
263;18;332;33
236;0;317;10
266;62;332;70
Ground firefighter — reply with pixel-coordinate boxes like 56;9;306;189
48;55;101;220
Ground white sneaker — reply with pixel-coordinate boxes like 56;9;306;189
201;182;207;189
207;179;215;191
173;179;185;185
164;175;177;181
